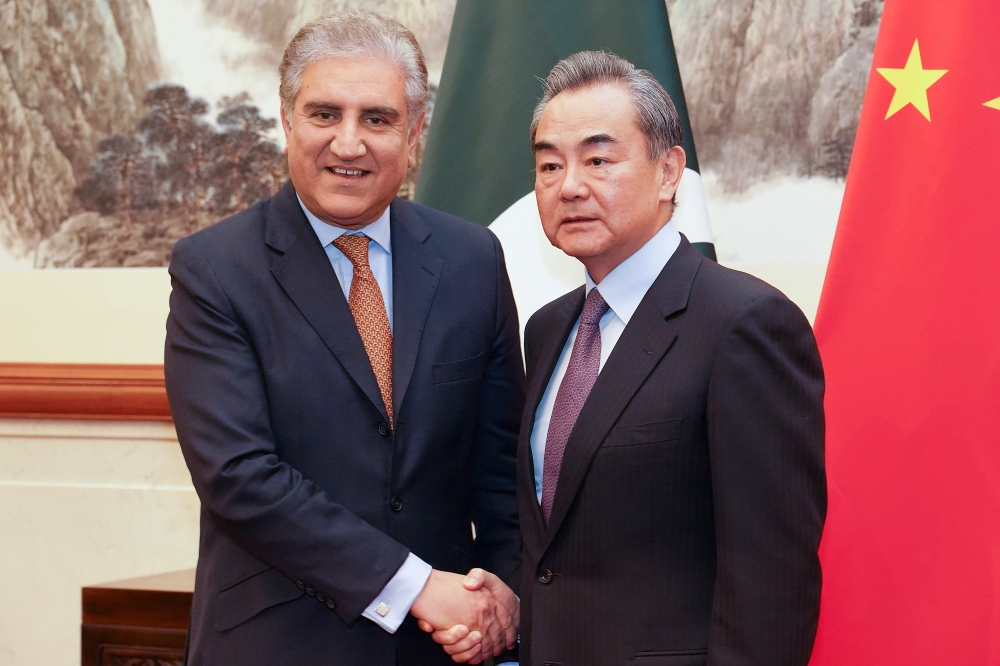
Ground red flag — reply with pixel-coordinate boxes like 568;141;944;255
811;1;1000;664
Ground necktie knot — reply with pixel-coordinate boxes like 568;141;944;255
333;234;370;268
580;288;610;326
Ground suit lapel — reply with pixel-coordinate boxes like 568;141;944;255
519;288;585;558
267;182;389;422
388;199;443;422
541;240;704;551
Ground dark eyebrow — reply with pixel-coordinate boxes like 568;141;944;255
363;106;400;117
302;101;341;113
580;133;617;148
533;134;618;153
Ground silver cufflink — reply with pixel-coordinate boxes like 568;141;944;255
375;602;390;617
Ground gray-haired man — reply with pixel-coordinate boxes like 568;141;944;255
165;10;520;665
435;50;826;666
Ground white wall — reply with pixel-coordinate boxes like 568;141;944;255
0;269;171;364
0;418;199;666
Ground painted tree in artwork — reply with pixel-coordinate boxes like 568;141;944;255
138;85;214;220
206;94;286;213
74;135;153;226
818;127;856;181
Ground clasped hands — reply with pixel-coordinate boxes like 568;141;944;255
410;568;519;663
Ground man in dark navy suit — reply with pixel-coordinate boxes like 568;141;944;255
517;51;825;666
164;10;521;665
442;51;826;666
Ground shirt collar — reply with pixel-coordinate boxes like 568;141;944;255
298;195;392;255
585;220;681;325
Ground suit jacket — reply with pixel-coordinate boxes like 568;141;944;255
517;239;826;666
164;181;524;665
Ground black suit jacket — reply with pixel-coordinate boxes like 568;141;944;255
517;239;826;666
164;181;524;665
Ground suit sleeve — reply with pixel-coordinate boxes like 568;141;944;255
705;293;826;666
467;232;526;588
164;235;411;627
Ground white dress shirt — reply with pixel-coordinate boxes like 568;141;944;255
530;221;681;501
300;198;432;634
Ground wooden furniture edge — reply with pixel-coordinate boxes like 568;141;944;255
0;363;171;421
82;570;194;666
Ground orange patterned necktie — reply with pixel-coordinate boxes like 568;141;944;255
332;234;393;426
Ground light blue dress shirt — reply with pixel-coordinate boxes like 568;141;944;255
299;198;432;634
530;221;681;501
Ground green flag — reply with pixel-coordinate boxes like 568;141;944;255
415;0;714;263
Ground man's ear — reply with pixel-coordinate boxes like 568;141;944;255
659;145;686;204
407;112;426;168
280;105;293;155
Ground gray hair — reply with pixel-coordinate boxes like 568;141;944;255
530;51;682;161
279;10;428;126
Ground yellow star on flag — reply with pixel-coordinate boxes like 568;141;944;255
876;40;948;121
986;97;1000;111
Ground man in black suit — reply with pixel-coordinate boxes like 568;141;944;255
444;51;826;665
164;10;521;665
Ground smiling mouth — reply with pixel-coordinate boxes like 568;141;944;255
326;166;369;177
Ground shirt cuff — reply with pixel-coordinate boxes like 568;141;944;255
362;552;433;633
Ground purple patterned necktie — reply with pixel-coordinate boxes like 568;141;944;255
540;288;610;524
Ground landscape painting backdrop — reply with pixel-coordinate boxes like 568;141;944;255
0;0;881;269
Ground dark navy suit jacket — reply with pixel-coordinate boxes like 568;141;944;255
517;239;826;666
165;181;524;665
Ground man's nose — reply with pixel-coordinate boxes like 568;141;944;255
560;162;590;201
328;119;367;161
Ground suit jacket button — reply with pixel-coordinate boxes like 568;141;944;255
537;569;553;584
390;496;403;512
316;593;325;602
326;599;337;610
306;587;315;596
296;581;305;590
378;422;389;436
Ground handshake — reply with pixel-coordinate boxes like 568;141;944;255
410;568;519;664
